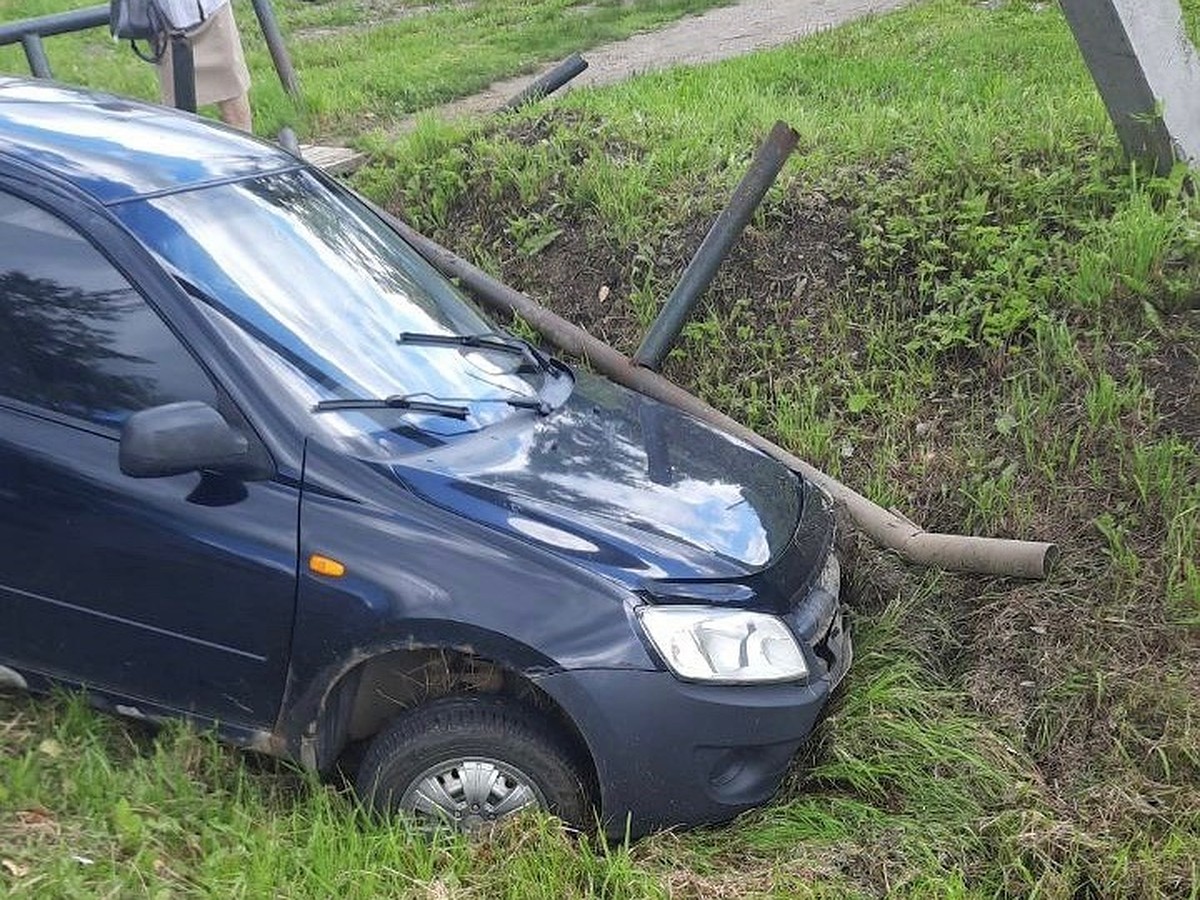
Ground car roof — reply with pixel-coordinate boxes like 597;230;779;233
0;77;299;205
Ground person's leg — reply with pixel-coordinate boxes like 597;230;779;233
217;93;253;132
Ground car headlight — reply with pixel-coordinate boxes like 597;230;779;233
636;606;809;683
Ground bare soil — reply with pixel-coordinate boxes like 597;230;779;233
435;111;859;359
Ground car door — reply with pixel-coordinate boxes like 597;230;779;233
0;187;299;729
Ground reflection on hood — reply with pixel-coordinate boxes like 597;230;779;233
391;374;801;582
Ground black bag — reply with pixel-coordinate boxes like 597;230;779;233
110;0;167;41
109;0;169;62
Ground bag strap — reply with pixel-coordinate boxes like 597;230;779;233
129;0;169;64
130;33;166;64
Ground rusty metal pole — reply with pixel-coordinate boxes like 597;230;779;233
384;212;1058;579
633;120;799;370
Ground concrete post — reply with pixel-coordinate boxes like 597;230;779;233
1062;0;1200;174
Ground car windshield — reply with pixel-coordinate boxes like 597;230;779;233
114;169;558;439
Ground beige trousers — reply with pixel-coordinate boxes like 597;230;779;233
157;3;251;108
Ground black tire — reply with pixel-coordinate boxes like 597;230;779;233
355;695;592;831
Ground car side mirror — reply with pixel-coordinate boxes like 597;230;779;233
120;401;250;478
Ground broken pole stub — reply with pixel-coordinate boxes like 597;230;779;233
1062;0;1200;174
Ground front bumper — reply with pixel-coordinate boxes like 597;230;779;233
535;599;851;838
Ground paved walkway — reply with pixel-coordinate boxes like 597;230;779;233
425;0;912;121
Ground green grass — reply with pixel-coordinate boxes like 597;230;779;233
4;0;1200;896
0;695;663;897
0;0;735;136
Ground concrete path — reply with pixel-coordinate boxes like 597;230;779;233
424;0;912;122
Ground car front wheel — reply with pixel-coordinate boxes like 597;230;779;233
355;695;592;832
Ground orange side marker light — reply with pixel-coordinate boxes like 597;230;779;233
309;554;346;577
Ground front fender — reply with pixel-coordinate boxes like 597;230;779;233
278;622;567;769
277;441;657;763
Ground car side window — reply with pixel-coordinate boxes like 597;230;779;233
0;191;217;429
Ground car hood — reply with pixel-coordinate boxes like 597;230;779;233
389;374;801;583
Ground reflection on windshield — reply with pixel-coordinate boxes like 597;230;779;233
115;170;547;438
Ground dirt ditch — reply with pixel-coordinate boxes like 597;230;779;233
395;131;1200;822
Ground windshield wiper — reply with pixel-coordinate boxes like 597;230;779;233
396;331;553;373
312;395;469;419
503;397;553;415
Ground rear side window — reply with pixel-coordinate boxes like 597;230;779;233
0;191;216;429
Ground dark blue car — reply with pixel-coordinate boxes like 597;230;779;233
0;77;850;836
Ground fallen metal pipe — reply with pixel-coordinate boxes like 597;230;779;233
503;53;589;110
388;215;1059;579
634;121;799;369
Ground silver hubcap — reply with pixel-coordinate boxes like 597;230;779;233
400;758;545;829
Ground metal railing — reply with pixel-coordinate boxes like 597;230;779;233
0;1;299;112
